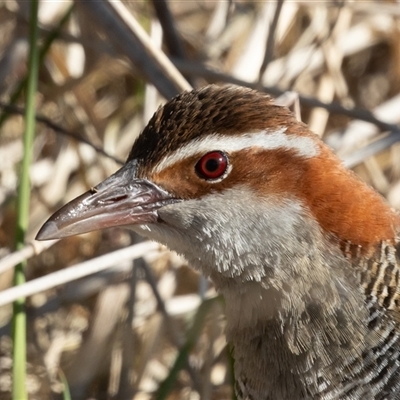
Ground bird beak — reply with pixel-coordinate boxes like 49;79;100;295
36;161;179;241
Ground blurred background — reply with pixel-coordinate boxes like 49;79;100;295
0;1;400;399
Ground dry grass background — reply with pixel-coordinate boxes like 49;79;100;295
0;1;400;399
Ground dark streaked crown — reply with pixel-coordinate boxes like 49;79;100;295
128;85;296;174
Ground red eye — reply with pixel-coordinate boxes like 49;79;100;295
195;151;228;180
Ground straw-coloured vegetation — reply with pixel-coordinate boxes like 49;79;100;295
0;1;400;399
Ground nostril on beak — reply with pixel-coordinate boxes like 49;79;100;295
101;194;129;204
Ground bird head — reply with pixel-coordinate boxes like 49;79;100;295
36;85;398;285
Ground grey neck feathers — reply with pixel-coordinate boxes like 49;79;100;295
135;188;369;398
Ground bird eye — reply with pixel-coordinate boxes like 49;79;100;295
195;151;228;180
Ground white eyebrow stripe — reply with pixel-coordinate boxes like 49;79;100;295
153;128;319;174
